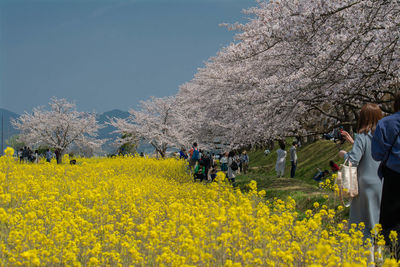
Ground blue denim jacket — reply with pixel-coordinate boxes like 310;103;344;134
372;112;400;175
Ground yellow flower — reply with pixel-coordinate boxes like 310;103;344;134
0;155;381;266
4;147;14;156
389;231;398;243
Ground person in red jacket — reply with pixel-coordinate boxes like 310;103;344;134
329;160;340;173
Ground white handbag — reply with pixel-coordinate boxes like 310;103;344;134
336;158;358;205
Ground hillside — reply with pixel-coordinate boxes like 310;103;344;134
236;139;352;211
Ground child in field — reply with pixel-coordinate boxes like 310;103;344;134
208;164;218;181
194;161;206;182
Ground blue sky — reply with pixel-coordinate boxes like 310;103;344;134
0;0;255;114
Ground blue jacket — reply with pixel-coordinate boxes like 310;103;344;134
371;112;400;175
179;150;188;160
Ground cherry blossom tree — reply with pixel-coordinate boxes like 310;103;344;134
110;96;189;158
176;0;400;146
12;97;104;163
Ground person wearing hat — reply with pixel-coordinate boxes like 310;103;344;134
240;151;249;174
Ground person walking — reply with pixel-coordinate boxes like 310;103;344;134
290;142;298;178
240;151;249;174
220;152;228;172
371;92;400;258
339;103;383;242
22;146;28;162
34;150;39;163
275;142;286;178
45;149;52;163
18;148;23;163
227;151;237;183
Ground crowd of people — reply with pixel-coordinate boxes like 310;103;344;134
17;147;54;163
16;147;67;164
179;142;249;183
7;93;400;259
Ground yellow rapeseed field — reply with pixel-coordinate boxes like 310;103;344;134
0;147;399;266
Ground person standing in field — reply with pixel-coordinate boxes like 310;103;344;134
240;151;249;174
46;149;52;163
233;152;240;173
227;151;237;183
18;148;23;163
275;142;286;178
202;153;211;180
220;152;228;172
290;141;298;178
188;142;199;168
339;103;383;241
179;147;188;160
34;150;39;163
371;92;400;258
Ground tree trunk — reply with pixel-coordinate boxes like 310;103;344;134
55;149;62;164
267;139;275;150
160;149;166;158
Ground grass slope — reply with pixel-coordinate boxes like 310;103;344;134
236;140;352;213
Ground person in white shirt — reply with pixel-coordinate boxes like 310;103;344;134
275;142;287;178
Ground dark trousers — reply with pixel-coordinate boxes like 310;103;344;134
380;166;400;259
290;161;297;178
194;173;205;182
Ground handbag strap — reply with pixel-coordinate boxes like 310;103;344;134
336;159;354;207
334;169;351;208
343;157;353;167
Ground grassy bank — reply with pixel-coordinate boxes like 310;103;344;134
235;139;352;215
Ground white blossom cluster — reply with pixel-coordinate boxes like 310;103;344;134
13;98;104;162
114;0;400;151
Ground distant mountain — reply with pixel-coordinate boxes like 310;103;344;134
0;108;20;145
96;109;155;154
96;109;130;154
97;109;130;140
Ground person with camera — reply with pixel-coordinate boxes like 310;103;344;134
338;104;383;241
